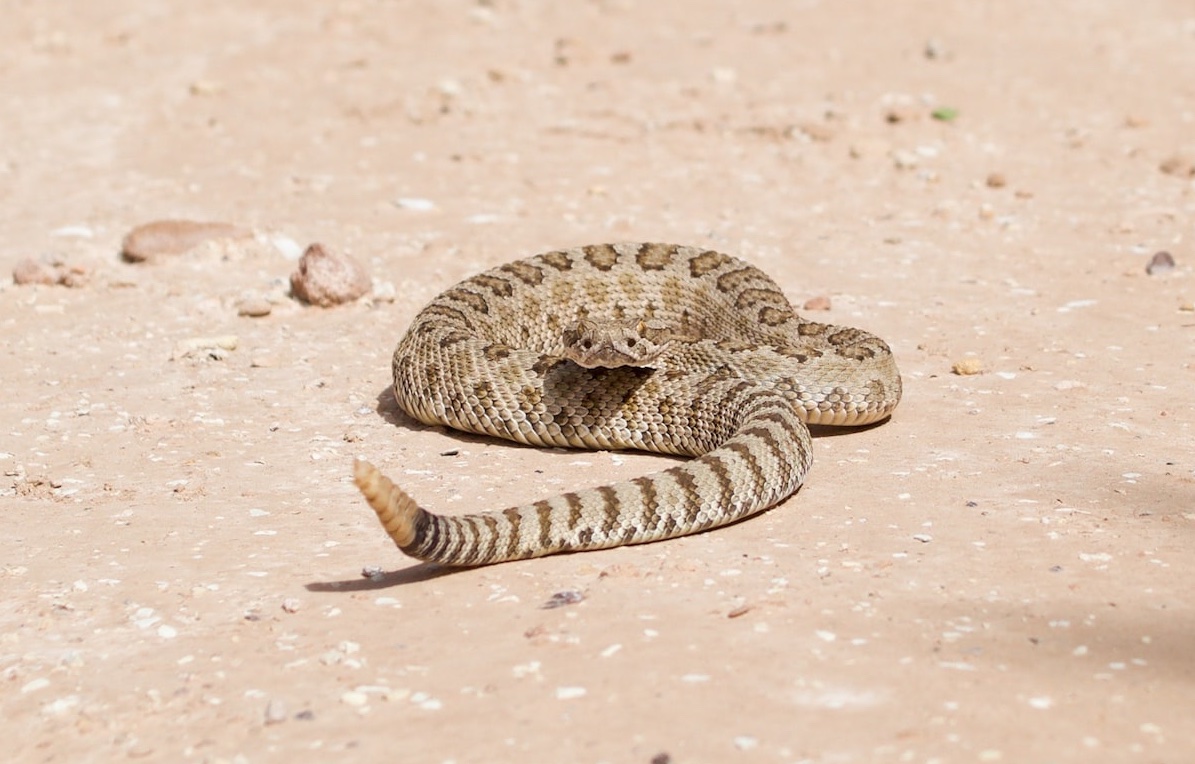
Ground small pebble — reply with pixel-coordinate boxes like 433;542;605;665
1159;155;1195;177
951;358;984;375
340;691;368;707
264;699;288;725
1145;251;1175;276
361;566;385;580
121;220;251;263
21;678;50;694
985;172;1007;188
710;66;737;84
13;257;60;286
802;295;832;311
238;298;273;317
12;256;89;287
42;696;81;716
733;736;759;751
171;335;239;361
51;225;94;238
290;243;371;307
541;590;585;609
281;598;301;613
891;149;919;169
924;38;947;59
913;533;933;543
189;79;224;96
267;233;305;260
885;106;920;124
795;122;835;142
556;686;587;700
393;197;437;211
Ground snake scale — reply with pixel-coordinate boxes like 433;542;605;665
354;242;901;566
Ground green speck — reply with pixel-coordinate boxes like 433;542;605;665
931;107;959;122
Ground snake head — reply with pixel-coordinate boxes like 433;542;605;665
560;318;674;369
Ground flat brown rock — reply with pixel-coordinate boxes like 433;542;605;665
121;219;252;263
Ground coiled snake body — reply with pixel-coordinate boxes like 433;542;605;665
354;243;901;566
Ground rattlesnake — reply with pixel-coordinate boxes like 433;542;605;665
354;242;901;566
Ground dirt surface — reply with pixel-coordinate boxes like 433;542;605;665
3;2;1194;762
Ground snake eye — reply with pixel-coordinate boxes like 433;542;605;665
581;339;593;350
626;338;637;347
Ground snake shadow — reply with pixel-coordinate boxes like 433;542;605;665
304;386;502;590
306;562;464;591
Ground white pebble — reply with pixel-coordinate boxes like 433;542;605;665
340;691;368;707
52;225;94;238
912;533;933;543
815;630;837;642
1056;299;1097;313
600;644;622;658
264;699;287;725
512;661;542;679
157;625;178;639
21;678;50;694
711;66;737;84
42;695;80;716
267;234;304;260
733;736;759;751
556;686;587;700
1027;696;1054;709
393;197;437;211
681;674;710;683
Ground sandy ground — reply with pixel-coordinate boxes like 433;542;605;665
3;1;1194;762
